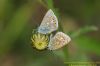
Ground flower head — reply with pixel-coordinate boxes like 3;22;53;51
31;33;49;50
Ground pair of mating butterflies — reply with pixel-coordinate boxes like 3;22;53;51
31;9;71;50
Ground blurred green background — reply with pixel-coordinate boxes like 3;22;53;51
0;0;100;66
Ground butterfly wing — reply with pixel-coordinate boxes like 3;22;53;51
48;32;71;50
38;9;58;34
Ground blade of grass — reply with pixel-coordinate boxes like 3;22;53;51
0;4;33;56
70;26;98;38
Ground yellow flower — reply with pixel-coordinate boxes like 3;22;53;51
31;33;49;50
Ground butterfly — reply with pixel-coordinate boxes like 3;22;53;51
48;32;71;50
38;9;58;34
31;9;71;50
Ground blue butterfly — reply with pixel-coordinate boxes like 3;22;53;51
38;9;58;34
